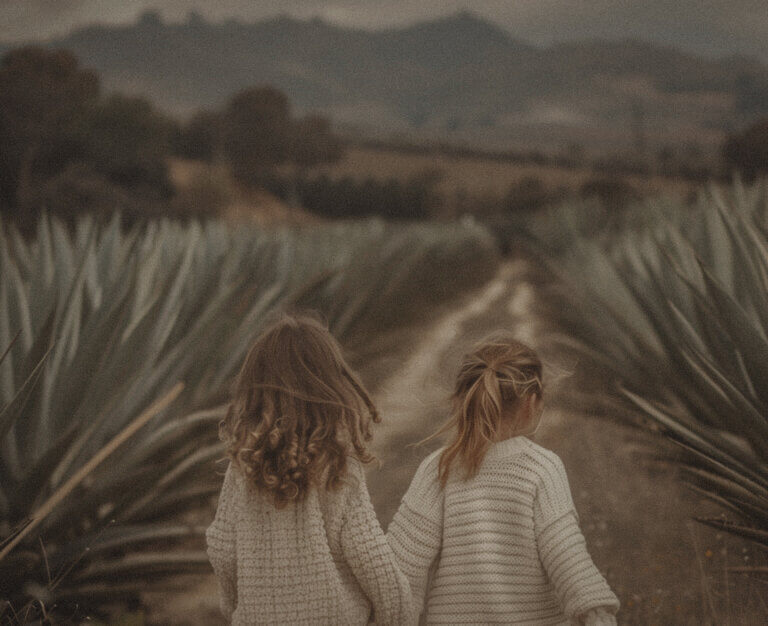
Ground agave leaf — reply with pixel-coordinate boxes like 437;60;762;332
679;466;768;520
9;423;81;521
661;437;768;497
150;225;200;353
622;388;767;482
72;551;210;583
53;581;167;602
33;226;97;457
125;485;222;524
0;271;14;404
0;341;55;442
48;524;206;570
120;444;223;521
698;262;768;393
0;330;20;368
727;514;768;546
122;407;222;463
679;346;768;455
47;269;136;439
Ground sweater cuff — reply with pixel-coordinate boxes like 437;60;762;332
579;606;618;625
217;575;237;619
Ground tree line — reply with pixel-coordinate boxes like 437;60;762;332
0;46;345;230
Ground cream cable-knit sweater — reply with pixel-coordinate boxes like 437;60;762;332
387;437;620;625
206;458;415;625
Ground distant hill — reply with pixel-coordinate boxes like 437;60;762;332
8;10;768;153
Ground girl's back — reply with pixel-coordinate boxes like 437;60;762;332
205;313;414;625
387;333;618;625
208;457;407;625
391;437;612;624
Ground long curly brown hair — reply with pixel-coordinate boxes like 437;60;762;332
219;312;379;507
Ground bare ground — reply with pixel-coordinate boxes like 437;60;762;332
145;261;768;625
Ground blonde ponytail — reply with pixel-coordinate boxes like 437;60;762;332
431;333;543;488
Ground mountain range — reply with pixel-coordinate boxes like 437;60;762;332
4;10;768;153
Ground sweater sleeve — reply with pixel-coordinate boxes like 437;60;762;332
534;454;619;620
340;459;416;626
386;450;443;620
581;606;619;625
205;463;239;620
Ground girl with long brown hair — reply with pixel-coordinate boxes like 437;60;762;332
387;333;619;625
206;313;414;625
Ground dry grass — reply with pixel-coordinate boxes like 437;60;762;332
315;146;697;203
168;158;318;225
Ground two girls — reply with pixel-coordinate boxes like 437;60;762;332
207;315;618;624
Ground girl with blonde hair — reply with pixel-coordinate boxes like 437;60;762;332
387;333;619;625
206;313;414;625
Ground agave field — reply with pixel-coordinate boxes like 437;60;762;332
0;213;498;621
532;181;768;557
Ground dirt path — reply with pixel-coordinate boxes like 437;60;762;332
147;261;767;625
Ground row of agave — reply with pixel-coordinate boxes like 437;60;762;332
0;213;498;621
531;181;768;553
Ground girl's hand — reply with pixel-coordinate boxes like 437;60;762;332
578;606;618;625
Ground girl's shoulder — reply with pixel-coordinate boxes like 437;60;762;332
418;447;444;477
502;439;571;495
522;443;577;523
412;447;445;490
484;437;563;474
343;455;366;486
401;448;444;511
338;455;373;501
521;439;565;468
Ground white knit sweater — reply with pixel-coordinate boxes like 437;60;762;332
386;437;620;625
206;458;415;625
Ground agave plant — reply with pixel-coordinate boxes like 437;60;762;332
535;181;768;551
0;212;498;621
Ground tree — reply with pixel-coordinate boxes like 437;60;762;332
285;113;344;207
0;47;99;214
291;114;343;170
723;118;768;181
579;176;637;211
221;87;291;184
505;176;550;212
80;94;174;199
0;46;179;228
174;110;223;161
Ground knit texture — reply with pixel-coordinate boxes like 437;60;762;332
387;437;620;625
206;457;415;625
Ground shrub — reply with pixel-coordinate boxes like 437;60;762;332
505;176;551;212
579;176;638;211
723;118;768;182
21;164;136;225
265;171;443;220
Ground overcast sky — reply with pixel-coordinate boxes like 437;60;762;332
1;0;766;62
